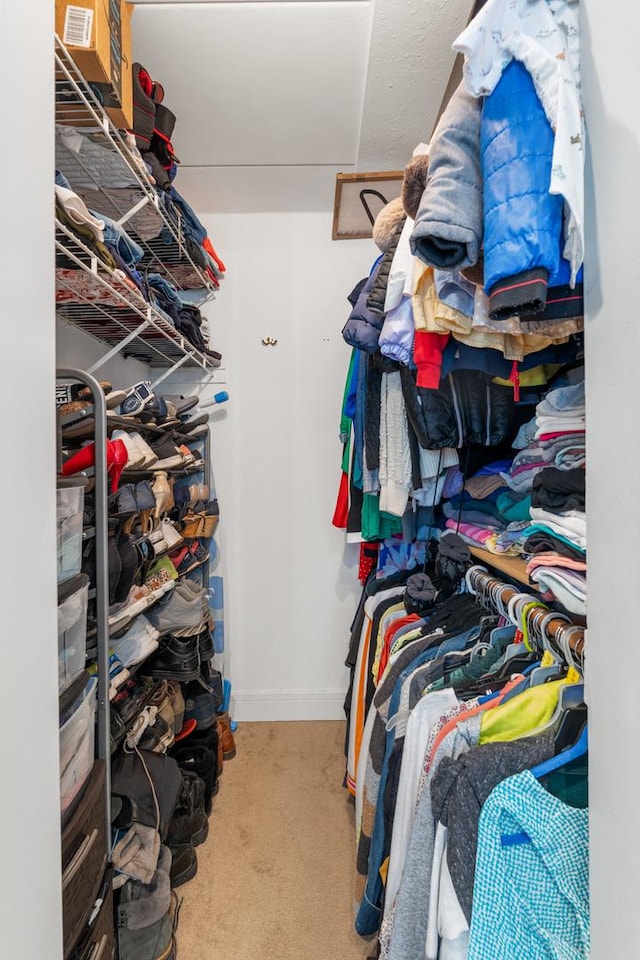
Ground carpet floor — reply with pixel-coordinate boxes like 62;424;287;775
176;721;372;959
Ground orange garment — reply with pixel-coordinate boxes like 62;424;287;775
426;674;525;772
203;236;226;273
376;615;421;683
348;619;373;796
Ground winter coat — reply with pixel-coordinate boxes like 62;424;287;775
342;259;386;353
400;366;515;449
379;298;415;367
410;82;483;271
482;60;564;320
367;218;405;315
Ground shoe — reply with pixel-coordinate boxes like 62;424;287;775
177;443;196;466
149;528;170;556
111;429;146;469
110;484;138;533
146;589;208;637
175;412;208;434
129;431;159;468
167;771;208;846
168;841;197;887
160;519;184;551
162;394;199;417
152;471;174;520
198;627;215;662
62;437;128;492
216;712;237;760
179;513;205;540
170;742;218;815
183;678;218;731
111;615;160;668
201;664;224;707
132;479;156;534
138;711;175;754
116;847;178;960
149;436;184;471
113;531;140;605
169;542;208;576
175;718;197;742
166;681;185;734
142;634;201;682
187;721;223;778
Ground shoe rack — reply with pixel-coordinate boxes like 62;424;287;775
56;367;227;959
55;36;219;379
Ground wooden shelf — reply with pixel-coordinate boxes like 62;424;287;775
469;547;538;591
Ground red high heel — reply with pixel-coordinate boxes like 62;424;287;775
62;438;129;493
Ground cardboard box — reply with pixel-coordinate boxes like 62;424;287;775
56;1;134;130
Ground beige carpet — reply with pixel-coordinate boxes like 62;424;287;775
176;721;372;959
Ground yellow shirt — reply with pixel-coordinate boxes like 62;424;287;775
479;678;568;744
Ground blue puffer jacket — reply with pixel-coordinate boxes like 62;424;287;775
482;60;564;321
342;257;385;353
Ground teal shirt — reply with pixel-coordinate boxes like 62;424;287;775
468;769;589;960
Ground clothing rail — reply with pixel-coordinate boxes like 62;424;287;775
467;564;586;666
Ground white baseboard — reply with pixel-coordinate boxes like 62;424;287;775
231;689;346;722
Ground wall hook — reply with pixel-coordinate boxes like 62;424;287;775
261;337;278;346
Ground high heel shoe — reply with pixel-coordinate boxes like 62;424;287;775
62;438;128;493
152;470;173;521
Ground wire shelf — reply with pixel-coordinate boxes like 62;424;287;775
55;35;217;305
55;219;215;372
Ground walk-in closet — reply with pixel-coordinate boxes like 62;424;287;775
0;0;635;958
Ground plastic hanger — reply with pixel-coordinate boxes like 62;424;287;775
530;724;588;779
529;611;572;686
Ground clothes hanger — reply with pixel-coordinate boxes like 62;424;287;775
530;724;588;779
529;611;572;686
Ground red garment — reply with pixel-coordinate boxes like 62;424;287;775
414;331;450;388
376;614;421;682
332;471;349;529
538;430;585;441
203;236;226;273
359;543;378;584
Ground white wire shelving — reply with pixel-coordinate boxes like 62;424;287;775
55;35;219;377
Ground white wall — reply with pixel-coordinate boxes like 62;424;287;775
196;212;374;720
56;318;152;386
582;2;640;955
0;3;63;958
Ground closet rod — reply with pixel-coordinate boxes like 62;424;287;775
468;565;585;661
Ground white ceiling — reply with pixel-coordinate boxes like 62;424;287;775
130;0;473;213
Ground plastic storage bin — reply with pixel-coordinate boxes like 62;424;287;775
58;573;89;694
59;676;97;817
57;477;87;583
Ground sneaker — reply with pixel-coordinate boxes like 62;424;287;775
160;518;183;551
149;528;170;556
146;589;208;637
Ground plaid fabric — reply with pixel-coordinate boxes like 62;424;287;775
469;769;589;960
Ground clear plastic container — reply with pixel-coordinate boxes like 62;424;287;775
59;676;97;816
57;478;87;583
58;574;89;693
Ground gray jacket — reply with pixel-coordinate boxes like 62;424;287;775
410;82;483;271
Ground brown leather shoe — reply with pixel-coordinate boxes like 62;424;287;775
216;712;236;761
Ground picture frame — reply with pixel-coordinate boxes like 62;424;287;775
332;171;404;241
